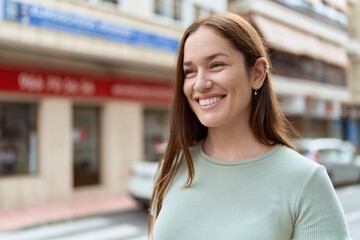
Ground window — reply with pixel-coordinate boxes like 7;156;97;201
319;149;354;164
271;51;347;86
154;0;182;21
193;4;214;20
172;0;182;20
103;0;118;3
87;0;120;7
155;0;165;15
73;106;101;187
144;109;169;162
0;102;37;176
194;5;201;20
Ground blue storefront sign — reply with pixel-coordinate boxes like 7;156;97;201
2;0;179;52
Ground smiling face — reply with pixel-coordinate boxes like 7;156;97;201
183;26;256;129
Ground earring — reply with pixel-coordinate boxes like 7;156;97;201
254;89;257;95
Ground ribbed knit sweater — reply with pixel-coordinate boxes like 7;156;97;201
153;142;352;240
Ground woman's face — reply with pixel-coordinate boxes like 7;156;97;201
183;26;255;129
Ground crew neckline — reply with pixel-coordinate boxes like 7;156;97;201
197;141;284;166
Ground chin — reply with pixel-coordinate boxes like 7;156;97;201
198;118;221;128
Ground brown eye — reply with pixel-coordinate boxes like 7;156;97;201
184;69;196;78
210;62;224;69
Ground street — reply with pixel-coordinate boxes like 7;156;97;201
0;209;148;240
336;184;360;239
0;184;360;240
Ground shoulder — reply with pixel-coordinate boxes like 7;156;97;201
268;146;329;192
274;145;321;175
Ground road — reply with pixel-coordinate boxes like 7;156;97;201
336;184;360;239
0;209;149;240
0;184;359;240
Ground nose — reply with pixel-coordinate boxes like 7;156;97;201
193;70;212;91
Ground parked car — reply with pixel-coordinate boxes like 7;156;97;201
127;142;166;207
293;138;360;186
127;160;158;207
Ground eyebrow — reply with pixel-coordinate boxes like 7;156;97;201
183;52;229;66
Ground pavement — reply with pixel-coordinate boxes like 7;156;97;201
0;193;139;232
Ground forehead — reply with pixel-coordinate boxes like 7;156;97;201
183;26;236;61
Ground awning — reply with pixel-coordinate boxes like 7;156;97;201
252;15;349;68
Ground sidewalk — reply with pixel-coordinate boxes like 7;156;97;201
0;194;139;232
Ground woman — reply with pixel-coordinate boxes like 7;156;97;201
149;12;351;240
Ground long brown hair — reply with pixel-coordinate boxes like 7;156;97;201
150;12;299;224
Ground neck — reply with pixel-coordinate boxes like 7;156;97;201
203;123;272;161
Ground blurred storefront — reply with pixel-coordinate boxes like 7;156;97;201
0;58;172;210
0;0;225;210
0;0;175;210
230;0;358;146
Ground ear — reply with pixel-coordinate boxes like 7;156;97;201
251;57;269;90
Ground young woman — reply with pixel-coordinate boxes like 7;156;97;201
149;12;351;240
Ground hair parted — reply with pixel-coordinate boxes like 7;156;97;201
149;12;299;222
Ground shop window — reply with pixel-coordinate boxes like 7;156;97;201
144;109;169;162
73;106;101;187
0;102;37;177
154;0;182;21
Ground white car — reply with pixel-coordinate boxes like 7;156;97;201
294;138;360;186
127;160;158;207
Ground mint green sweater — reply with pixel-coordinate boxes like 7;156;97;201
153;143;351;240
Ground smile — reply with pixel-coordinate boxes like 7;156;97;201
198;96;223;106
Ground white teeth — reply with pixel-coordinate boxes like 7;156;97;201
199;97;222;106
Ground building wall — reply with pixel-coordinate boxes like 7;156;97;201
0;0;182;76
101;101;143;194
347;0;360;149
122;0;153;18
182;0;227;26
0;0;227;210
0;97;73;209
348;0;360;104
349;55;360;104
348;0;360;39
0;97;144;210
230;0;351;138
39;98;73;202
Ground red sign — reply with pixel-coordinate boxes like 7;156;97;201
0;66;173;103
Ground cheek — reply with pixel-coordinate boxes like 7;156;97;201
183;81;193;99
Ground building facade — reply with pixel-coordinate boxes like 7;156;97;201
347;0;360;151
230;0;360;149
0;0;226;210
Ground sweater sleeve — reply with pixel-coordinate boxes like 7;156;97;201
292;165;352;240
